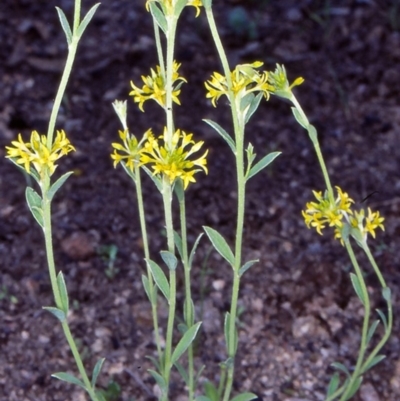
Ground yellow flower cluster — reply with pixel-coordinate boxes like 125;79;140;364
140;128;208;189
146;0;203;17
303;186;385;242
111;129;151;172
5;130;75;177
130;61;187;111
205;61;274;107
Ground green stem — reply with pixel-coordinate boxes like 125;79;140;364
161;177;176;401
42;195;98;401
290;94;334;202
339;240;371;401
135;165;162;359
205;7;246;401
179;189;195;401
152;19;165;78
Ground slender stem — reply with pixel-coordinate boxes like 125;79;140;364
135;165;162;358
153;20;165;77
362;243;386;288
339;240;371;401
42;194;98;401
72;0;81;33
205;7;246;401
290;94;334;202
179;190;195;401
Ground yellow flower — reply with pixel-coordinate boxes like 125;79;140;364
188;0;203;16
140;128;208;189
302;186;354;236
364;208;385;238
111;129;151;172
5;130;75;176
268;64;304;99
146;0;202;16
130;61;187;111
205;61;274;107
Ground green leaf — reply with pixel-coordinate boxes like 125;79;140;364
25;187;44;227
291;107;307;129
174;178;184;202
196;397;212;401
238;259;259;277
149;2;167;34
48;172;73;201
147;259;170;301
376;308;388;331
146;356;161;372
121;161;136;183
141;274;152;303
240;93;254;114
43;306;66;323
203;119;236;155
366;320;380;344
203;226;235;268
343;376;363;400
52;372;86;390
142;165;163;192
247;151;281;180
7;154;41;183
171;322;202;365
230;393;258;401
350;273;365;305
55;7;72;44
173;231;184;260
174;361;189;386
331;362;350;378
224;312;238;354
175;0;188;15
160;250;178;271
148;369;167;394
245;92;263;124
189;233;204;268
91;358;106;389
178;322;188;334
382;286;391;302
183;298;195;326
362;354;386;374
308;124;318;142
326;372;340;397
77;3;100;39
56;271;69;314
204;381;219;401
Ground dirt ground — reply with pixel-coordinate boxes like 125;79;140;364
1;1;400;400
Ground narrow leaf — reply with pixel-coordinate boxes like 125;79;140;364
48;172;73;201
149;2;167;34
240;93;254;114
26;187;44;227
376;309;388;331
327;372;340;397
343;376;363;400
160;250;178;271
147;259;170;301
204;381;219;401
366;320;380;344
308;124;318;142
91;358;106;388
77;3;100;38
291;107;307;129
7;157;40;183
224;313;239;355
247;151;281;180
183;298;195;326
142;165;163;192
350;273;365;305
189;233;204;268
238;259;259;277
141;274;152;303
56;271;69;314
203;226;235;267
148;369;167;394
52;372;86;390
331;362;350;377
55;7;72;44
174;361;189;386
230;393;258;401
171;322;202;365
121;161;136;183
173;231;183;260
382;286;391;302
362;355;386;373
146;356;161;372
245;92;263;124
43;306;66;323
203;119;236;154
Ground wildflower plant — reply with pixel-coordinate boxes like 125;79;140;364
5;0;393;401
